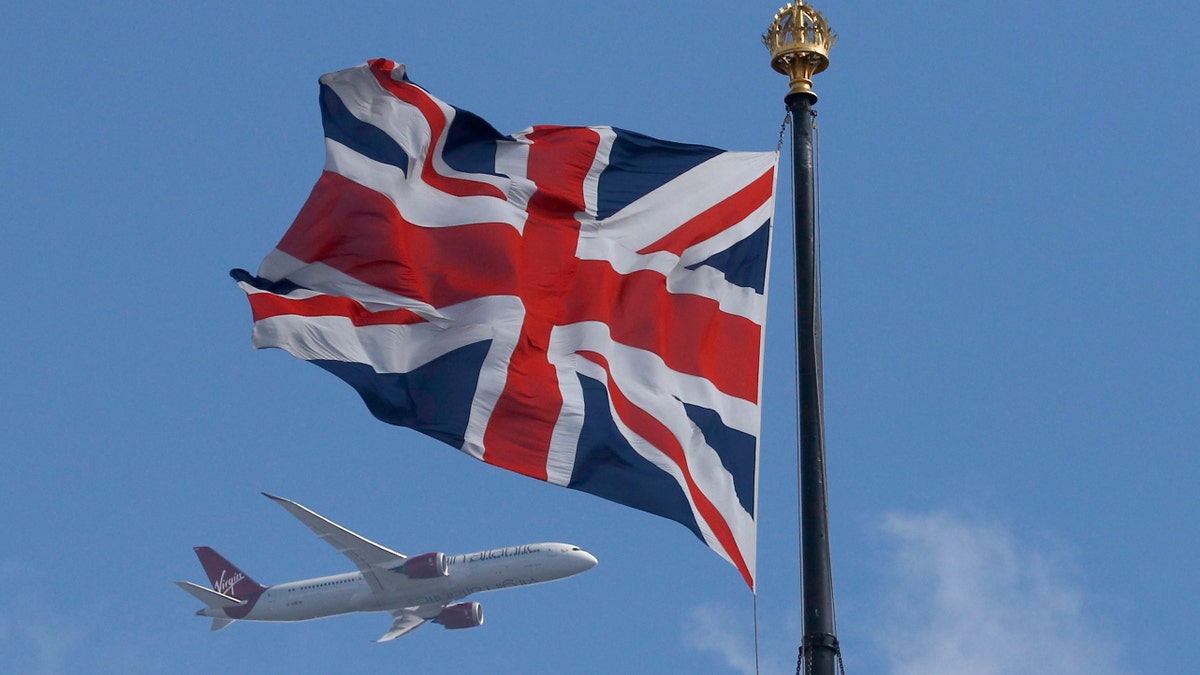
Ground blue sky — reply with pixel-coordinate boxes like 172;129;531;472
3;2;1197;673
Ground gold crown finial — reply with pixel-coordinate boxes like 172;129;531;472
763;2;837;99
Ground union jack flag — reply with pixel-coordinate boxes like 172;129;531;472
233;59;777;589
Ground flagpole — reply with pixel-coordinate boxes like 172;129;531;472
763;5;841;674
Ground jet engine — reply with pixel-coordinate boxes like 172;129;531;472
433;602;484;630
401;552;449;579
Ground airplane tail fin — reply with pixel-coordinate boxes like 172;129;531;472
192;546;267;600
176;579;244;632
175;580;242;609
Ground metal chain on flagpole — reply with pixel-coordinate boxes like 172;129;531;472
811;107;826;509
786;102;802;675
758;115;791;675
810;104;847;675
787;106;810;675
798;642;847;675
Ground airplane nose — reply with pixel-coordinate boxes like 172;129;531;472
575;549;598;571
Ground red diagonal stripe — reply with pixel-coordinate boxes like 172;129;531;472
277;171;521;308
367;59;506;200
578;350;753;589
637;167;775;256
564;261;762;403
247;292;426;327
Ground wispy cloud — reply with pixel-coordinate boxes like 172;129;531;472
871;512;1130;675
624;512;1129;674
683;602;793;675
0;561;83;675
684;603;759;675
0;559;170;674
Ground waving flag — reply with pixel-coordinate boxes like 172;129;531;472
233;59;777;589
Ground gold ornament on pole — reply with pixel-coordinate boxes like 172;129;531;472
763;2;837;99
765;4;843;674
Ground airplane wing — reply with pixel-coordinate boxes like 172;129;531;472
376;612;426;642
375;604;445;642
263;493;405;593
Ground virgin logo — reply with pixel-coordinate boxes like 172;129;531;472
216;569;245;597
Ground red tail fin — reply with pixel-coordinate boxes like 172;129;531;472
193;547;267;600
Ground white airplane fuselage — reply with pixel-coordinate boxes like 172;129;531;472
199;543;595;623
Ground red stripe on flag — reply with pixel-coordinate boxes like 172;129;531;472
482;126;601;480
277;171;521;308
564;261;762;403
247;292;426;327
367;60;506;200
577;349;754;590
637;167;775;256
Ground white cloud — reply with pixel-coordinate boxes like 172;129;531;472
871;512;1130;675
0;559;167;674
0;560;79;675
0;589;83;675
683;603;757;675
683;602;792;675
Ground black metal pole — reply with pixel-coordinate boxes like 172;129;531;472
787;90;840;675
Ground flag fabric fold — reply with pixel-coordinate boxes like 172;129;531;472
234;59;777;589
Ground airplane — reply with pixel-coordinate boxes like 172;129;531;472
176;493;597;642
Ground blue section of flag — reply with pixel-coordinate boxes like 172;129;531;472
567;374;703;540
686;220;772;294
230;268;306;296
441;106;509;178
596;128;724;220
311;340;491;449
319;84;411;175
681;402;757;517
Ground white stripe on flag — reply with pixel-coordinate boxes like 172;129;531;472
255;251;448;325
568;343;756;579
582;151;778;252
573;237;767;321
323;141;528;233
549;321;762;443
